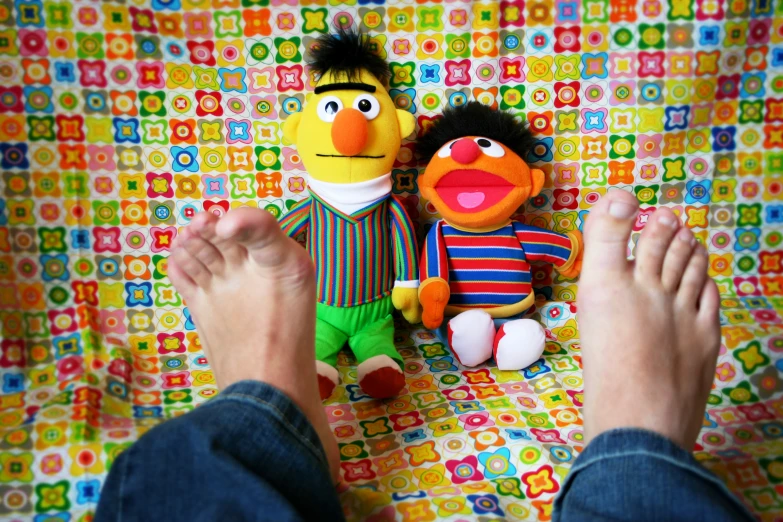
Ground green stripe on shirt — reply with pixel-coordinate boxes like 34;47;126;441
279;191;419;307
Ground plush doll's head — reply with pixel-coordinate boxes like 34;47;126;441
282;28;416;184
417;102;545;229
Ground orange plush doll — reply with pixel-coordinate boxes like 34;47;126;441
417;102;584;370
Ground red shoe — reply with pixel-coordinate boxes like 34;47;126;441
316;361;339;401
357;355;405;399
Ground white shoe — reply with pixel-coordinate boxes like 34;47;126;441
447;310;495;367
493;319;545;370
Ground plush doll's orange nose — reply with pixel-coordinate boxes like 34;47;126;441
331;108;368;156
451;138;480;164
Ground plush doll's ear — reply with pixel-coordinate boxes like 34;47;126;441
530;168;545;197
396;109;416;140
282;112;302;145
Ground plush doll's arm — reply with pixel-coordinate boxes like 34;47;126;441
389;196;422;324
512;221;584;280
418;221;451;329
278;197;311;239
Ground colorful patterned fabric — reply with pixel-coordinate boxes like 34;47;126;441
279;191;418;306
421;220;575;309
0;1;781;521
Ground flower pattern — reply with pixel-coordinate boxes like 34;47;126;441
0;3;780;520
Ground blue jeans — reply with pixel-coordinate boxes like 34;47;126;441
95;380;754;522
95;381;344;522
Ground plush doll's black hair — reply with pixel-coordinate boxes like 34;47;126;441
308;26;391;83
417;102;538;162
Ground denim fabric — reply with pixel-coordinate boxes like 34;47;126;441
553;428;756;522
97;380;756;522
95;380;344;522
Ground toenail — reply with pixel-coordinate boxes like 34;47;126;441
608;201;637;219
677;228;694;244
658;215;678;228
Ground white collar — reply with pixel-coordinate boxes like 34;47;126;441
308;174;392;215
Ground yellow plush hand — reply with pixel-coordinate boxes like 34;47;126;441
392;286;422;324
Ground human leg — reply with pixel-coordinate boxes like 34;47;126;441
553;190;752;521
167;208;339;478
96;381;344;522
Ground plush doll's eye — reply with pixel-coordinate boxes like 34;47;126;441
474;137;505;158
352;94;380;120
436;139;458;158
316;96;343;122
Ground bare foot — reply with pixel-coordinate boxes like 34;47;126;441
167;208;340;481
577;190;721;450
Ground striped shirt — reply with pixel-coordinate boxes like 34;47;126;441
420;220;575;314
279;190;418;307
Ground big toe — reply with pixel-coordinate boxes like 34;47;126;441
188;211;221;242
634;207;681;283
191;211;247;266
582;189;639;274
216;207;312;280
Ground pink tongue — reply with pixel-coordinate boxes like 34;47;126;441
457;191;486;209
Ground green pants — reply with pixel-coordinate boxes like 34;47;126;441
316;296;403;368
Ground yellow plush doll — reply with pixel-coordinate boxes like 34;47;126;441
417;102;584;370
279;28;420;400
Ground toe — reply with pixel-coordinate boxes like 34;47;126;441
215;207;276;245
182;237;226;276
192;211;247;266
582;189;639;274
698;277;720;324
189;211;220;237
634;207;681;282
661;226;696;292
697;278;721;388
170;247;212;290
172;224;196;251
166;256;196;300
216;207;308;273
676;245;709;310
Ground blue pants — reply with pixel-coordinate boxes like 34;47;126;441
95;380;754;522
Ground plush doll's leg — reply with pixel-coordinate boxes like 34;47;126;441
493;319;545;370
447;310;495;367
349;300;405;399
314;315;348;401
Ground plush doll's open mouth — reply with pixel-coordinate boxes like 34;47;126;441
434;169;514;213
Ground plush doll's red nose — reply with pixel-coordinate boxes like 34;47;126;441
331;108;368;156
451;138;480;164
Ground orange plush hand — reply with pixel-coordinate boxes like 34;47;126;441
419;278;451;329
559;257;582;279
558;230;584;280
